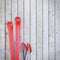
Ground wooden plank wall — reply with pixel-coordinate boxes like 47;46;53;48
0;0;60;60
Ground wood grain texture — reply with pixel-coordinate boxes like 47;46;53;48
0;0;2;52
56;0;60;60
48;0;55;60
12;0;17;45
23;0;30;60
18;0;23;60
0;0;4;60
0;0;60;60
1;0;6;60
6;0;12;60
37;0;43;60
31;0;36;60
43;0;48;60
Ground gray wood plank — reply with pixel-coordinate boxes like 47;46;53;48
0;0;3;60
37;0;43;60
23;0;30;60
18;0;23;60
12;0;17;43
18;0;23;43
48;0;55;60
56;0;60;60
1;0;6;60
6;0;12;59
0;0;2;50
1;0;60;60
31;0;36;60
43;0;48;60
24;0;30;43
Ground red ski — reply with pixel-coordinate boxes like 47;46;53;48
7;22;14;60
15;17;21;60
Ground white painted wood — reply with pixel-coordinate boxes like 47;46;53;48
48;0;55;60
37;0;43;60
18;0;23;43
1;0;6;60
23;0;30;60
6;0;12;59
0;0;2;50
0;0;4;60
18;0;23;60
24;0;30;43
43;0;48;60
1;0;60;60
31;0;36;60
56;0;60;60
12;0;17;42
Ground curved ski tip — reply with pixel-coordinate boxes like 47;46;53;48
7;22;13;26
15;16;21;25
15;16;21;20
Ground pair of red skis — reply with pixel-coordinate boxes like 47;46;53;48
7;17;32;60
7;17;21;60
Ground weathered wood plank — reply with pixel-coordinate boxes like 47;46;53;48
1;0;6;60
24;0;30;43
12;0;17;42
0;0;4;60
1;0;60;60
48;0;55;60
0;0;2;50
37;0;43;60
6;0;12;59
56;0;60;60
23;0;30;60
31;0;36;60
43;0;48;60
18;0;23;60
18;0;23;43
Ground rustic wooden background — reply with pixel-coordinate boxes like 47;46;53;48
0;0;60;60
